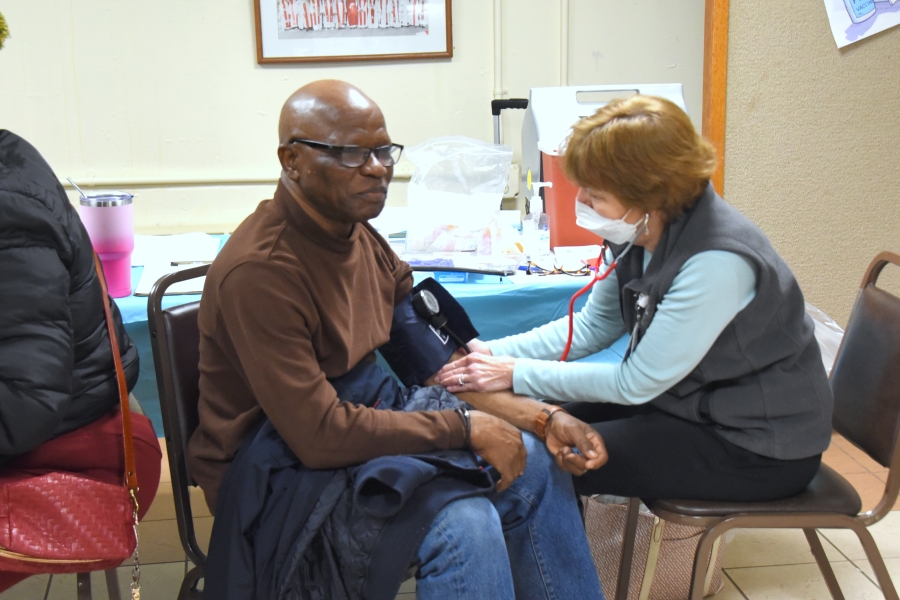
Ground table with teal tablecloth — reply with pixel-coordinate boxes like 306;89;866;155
119;257;627;434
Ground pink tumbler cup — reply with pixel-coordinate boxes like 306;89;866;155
78;192;135;298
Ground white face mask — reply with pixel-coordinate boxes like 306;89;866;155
575;202;646;244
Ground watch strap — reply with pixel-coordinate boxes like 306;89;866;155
534;405;566;441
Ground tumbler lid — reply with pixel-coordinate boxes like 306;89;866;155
79;191;134;207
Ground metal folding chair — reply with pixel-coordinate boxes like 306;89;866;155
148;264;210;600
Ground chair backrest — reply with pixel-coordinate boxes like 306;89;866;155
830;251;900;523
148;264;210;567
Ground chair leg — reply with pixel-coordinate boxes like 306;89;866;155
615;498;642;600
688;523;726;600
803;528;845;600
76;572;92;600
179;565;204;600
104;568;123;600
849;522;900;600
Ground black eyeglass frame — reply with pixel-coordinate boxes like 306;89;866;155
288;138;404;168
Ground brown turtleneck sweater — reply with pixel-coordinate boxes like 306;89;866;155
186;182;466;511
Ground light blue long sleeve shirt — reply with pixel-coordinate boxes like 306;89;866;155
488;250;758;405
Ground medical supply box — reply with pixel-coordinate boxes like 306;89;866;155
520;84;688;249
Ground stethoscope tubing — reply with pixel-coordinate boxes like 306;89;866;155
560;257;617;361
559;215;648;362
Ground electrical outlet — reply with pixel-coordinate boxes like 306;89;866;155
504;163;520;198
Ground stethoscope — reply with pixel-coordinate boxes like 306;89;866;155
559;215;650;362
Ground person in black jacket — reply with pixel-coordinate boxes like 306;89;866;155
0;130;140;458
0;131;163;593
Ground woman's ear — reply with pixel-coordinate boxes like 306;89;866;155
647;210;668;234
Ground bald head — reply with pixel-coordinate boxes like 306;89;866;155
278;80;384;145
275;80;395;238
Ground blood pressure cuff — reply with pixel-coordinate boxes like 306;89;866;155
379;278;479;387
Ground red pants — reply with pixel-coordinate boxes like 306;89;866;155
0;409;162;592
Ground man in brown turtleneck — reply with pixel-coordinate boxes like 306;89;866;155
187;80;605;600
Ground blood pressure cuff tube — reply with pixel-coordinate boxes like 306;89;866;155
379;278;480;388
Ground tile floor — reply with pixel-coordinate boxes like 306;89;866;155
1;432;896;600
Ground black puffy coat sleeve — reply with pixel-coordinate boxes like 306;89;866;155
0;243;75;455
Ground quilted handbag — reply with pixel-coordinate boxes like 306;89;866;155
0;256;142;595
583;495;726;600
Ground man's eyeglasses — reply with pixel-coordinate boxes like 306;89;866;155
289;138;404;168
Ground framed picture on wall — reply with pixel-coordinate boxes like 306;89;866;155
254;0;452;64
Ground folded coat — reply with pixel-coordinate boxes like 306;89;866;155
204;361;495;600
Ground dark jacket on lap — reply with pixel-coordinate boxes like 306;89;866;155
204;362;494;600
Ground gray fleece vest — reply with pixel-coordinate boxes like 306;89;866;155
610;184;832;460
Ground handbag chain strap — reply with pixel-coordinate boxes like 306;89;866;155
93;254;142;599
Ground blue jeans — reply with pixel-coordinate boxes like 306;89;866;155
415;433;605;600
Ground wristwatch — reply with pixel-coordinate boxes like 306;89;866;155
534;406;566;441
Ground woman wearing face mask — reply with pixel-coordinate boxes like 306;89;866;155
435;95;832;502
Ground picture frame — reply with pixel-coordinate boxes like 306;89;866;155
254;0;453;64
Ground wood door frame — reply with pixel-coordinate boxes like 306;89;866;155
703;0;729;194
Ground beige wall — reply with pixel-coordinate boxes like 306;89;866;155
499;0;705;165
725;0;900;326
0;1;496;231
3;1;892;325
0;0;704;230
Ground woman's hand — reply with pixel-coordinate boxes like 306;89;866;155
436;353;516;393
465;338;493;355
545;413;608;475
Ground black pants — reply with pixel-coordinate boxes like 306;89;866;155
565;402;821;502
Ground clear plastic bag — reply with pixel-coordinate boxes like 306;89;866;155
405;136;513;255
406;135;513;196
805;302;844;375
